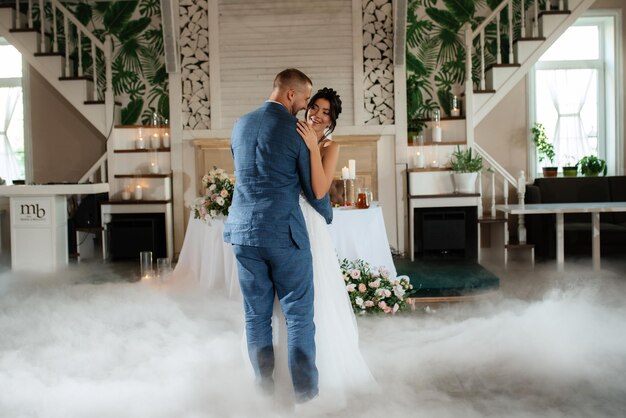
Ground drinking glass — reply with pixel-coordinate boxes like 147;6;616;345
140;251;153;280
356;187;372;209
157;257;172;281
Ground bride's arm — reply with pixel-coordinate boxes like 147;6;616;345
297;120;337;199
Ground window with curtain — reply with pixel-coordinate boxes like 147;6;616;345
532;14;619;174
0;39;24;184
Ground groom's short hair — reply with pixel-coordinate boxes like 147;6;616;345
273;68;312;91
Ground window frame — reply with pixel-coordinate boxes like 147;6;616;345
528;10;623;177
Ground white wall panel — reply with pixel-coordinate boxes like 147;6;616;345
216;0;354;129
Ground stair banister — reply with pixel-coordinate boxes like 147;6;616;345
79;153;107;184
104;35;113;130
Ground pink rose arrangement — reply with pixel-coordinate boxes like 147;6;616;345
340;258;413;314
191;167;234;222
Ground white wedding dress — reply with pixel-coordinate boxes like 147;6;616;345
269;196;376;406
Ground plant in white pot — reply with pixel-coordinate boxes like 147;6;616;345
450;146;483;193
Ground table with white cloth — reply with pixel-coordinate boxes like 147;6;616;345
328;204;397;278
172;203;397;293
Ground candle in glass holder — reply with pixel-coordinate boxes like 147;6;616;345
149;150;160;174
134;184;143;200
121;190;131;200
414;151;425;168
450;95;460;117
162;131;170;148
432;108;442;142
150;133;160;149
135;135;145;149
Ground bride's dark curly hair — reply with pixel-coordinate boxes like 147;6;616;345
306;87;342;135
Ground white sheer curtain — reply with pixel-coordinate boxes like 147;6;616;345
0;87;21;184
545;69;595;167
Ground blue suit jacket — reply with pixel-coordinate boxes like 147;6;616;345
224;101;332;249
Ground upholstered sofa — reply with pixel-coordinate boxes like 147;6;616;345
525;176;626;258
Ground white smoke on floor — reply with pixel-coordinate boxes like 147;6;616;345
1;261;625;418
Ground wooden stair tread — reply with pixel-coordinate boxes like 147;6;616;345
84;100;122;106
505;243;535;250
539;10;571;17
473;89;496;94
478;216;507;224
34;52;63;57
9;28;37;33
59;76;93;82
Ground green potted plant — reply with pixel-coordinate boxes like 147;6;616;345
562;156;578;177
531;123;557;177
450;146;483;193
578;155;607;177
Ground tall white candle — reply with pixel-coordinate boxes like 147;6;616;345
134;185;143;200
432;126;442;142
348;159;356;179
162;132;170;148
341;166;350;180
150;133;160;149
135;136;145;149
414;152;425;168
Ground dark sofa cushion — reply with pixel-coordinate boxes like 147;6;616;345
609;176;626;224
533;177;614;223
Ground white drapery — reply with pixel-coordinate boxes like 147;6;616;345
544;69;596;167
0;87;21;184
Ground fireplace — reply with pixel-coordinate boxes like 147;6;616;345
412;206;478;259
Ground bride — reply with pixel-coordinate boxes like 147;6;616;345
290;87;375;404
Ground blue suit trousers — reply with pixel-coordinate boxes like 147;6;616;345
232;244;318;402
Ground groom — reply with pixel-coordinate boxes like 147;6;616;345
224;68;332;403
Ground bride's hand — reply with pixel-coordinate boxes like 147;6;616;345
297;120;318;151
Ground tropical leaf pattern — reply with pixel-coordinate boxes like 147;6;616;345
406;0;529;131
56;0;168;125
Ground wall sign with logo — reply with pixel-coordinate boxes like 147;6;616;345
11;197;53;227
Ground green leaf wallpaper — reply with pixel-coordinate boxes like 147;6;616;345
406;0;523;133
61;0;169;125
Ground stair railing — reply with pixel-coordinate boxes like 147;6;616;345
474;143;528;243
464;1;563;148
78;153;108;185
16;0;115;129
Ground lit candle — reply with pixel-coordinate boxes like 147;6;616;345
135;136;145;150
431;160;438;168
341;166;350;180
134;185;143;200
348;159;356;179
150;133;160;149
150;162;160;174
414;152;425;168
451;95;460;117
162;132;170;148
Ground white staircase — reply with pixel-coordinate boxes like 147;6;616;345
462;0;595;262
0;1;118;137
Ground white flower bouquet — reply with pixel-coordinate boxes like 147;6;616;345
340;258;413;314
191;166;234;222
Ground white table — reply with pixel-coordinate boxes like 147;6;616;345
495;202;626;271
172;204;397;292
329;204;397;278
172;216;240;297
0;183;109;271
